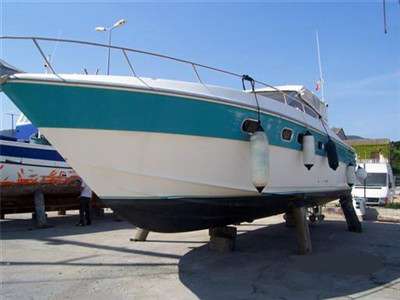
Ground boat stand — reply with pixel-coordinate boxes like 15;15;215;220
33;189;51;228
291;205;313;255
131;228;150;241
208;226;237;252
340;195;362;233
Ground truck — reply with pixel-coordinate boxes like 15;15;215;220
352;161;395;206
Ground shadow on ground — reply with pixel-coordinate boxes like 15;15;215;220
178;220;400;299
0;212;134;239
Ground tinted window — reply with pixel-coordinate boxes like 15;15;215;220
356;173;387;187
304;106;318;118
288;99;304;112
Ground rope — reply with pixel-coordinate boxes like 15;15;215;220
319;115;332;141
242;74;261;124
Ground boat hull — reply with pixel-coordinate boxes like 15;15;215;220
102;190;349;232
1;75;356;231
38;128;351;199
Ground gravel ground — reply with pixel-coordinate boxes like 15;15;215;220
1;211;400;300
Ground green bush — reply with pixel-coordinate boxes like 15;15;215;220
385;203;400;209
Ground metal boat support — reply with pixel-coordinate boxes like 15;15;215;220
340;195;362;233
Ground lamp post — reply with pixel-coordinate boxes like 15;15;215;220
5;112;17;134
95;19;126;75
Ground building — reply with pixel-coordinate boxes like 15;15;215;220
346;138;391;161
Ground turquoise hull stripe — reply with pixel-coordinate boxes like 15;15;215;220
3;82;355;164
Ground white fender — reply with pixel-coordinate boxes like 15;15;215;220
250;129;269;193
346;164;356;187
303;132;315;170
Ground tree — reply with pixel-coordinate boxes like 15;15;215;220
390;141;400;176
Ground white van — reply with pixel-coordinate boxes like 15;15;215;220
352;162;395;206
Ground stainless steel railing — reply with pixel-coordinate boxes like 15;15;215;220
0;35;323;119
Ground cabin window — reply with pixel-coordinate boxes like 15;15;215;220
281;128;293;142
318;141;324;150
304;106;318;118
258;91;286;103
241;118;260;134
287;97;304;112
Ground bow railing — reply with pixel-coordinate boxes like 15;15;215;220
0;36;324;119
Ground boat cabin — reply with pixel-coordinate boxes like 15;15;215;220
254;85;328;121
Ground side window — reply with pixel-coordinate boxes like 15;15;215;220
281;128;293;142
285;92;304;112
288;99;304;112
304;106;318;118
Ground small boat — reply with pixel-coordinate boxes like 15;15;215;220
0;116;81;216
0;37;356;232
0;134;80;193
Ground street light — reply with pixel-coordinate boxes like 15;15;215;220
95;19;126;75
5;112;18;134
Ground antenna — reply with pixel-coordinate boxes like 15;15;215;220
315;31;325;102
383;0;388;34
44;30;62;73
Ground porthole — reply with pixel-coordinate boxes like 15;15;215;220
281;128;293;142
241;118;260;134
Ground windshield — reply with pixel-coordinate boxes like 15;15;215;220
356;172;387;187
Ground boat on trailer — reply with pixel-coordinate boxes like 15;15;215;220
0;36;357;232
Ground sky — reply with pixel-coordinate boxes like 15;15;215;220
1;0;399;140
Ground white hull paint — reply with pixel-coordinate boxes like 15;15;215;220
40;127;350;199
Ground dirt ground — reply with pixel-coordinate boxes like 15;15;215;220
1;211;400;300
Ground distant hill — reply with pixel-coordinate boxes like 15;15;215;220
346;135;365;140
